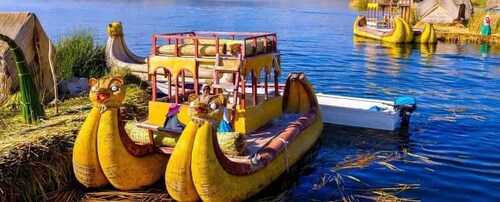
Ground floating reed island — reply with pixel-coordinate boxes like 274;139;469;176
350;0;500;45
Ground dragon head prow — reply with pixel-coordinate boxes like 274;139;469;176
89;76;125;110
107;22;123;37
187;94;224;127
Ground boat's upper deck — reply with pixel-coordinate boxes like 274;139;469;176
151;31;278;60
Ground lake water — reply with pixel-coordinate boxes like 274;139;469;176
4;0;500;201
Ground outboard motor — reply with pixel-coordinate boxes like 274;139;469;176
394;96;417;127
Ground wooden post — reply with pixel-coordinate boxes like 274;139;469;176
182;70;185;98
252;70;257;106
152;73;157;101
194;62;199;95
241;78;246;109
264;71;268;101
167;70;172;101
175;75;179;103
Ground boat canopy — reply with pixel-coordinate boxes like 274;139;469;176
148;54;280;81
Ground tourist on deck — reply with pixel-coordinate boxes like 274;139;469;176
199;84;212;103
480;14;491;36
164;103;183;131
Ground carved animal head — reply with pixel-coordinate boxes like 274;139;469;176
89;76;125;108
107;22;123;37
187;94;224;125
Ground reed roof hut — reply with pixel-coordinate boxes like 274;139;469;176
417;0;474;23
0;12;56;105
487;0;500;10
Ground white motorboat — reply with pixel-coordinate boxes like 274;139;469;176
317;93;416;131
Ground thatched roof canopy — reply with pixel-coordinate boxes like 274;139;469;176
487;0;500;10
0;12;56;105
418;0;474;23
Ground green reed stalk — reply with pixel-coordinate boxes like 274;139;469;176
0;33;45;124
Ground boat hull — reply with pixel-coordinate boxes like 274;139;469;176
353;15;408;43
166;73;323;201
192;115;323;201
317;94;400;131
412;23;437;44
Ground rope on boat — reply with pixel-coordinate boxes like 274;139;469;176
278;137;289;172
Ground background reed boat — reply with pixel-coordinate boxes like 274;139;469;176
353;0;436;44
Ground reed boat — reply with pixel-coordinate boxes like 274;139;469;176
412;23;437;44
353;15;410;43
353;0;413;43
80;27;324;200
106;22;235;83
72;76;168;190
105;22;147;78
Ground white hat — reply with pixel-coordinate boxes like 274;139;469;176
486;13;490;18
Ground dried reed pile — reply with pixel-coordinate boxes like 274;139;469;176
0;70;149;201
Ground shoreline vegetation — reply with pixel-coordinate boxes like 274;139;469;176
0;29;148;201
350;0;500;45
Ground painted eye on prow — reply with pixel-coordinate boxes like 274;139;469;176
189;101;195;108
209;103;218;110
110;85;120;92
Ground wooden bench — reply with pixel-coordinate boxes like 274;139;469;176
136;121;182;135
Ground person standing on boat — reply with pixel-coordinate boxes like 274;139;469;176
480;14;492;36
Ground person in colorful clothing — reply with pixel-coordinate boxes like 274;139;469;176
480;14;491;36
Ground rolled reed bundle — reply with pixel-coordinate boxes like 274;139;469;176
186;39;274;56
126;122;246;156
156;43;227;56
125;122;178;147
217;132;246;156
226;39;275;56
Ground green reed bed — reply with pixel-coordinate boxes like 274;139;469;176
56;29;106;80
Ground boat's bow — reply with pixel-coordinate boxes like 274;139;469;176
105;22;148;78
413;23;437;44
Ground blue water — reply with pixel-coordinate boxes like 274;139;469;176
5;0;500;201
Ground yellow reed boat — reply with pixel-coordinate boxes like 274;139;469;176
74;22;323;200
145;30;322;201
353;15;409;43
412;23;437;44
354;1;436;44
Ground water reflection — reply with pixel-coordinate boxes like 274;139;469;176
480;43;490;58
353;36;437;59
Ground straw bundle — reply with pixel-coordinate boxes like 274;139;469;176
0;12;56;105
216;132;246;156
126;121;246;156
188;39;274;56
157;43;227;56
227;39;275;56
0;131;76;202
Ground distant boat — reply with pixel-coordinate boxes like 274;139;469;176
353;15;410;43
353;1;436;44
